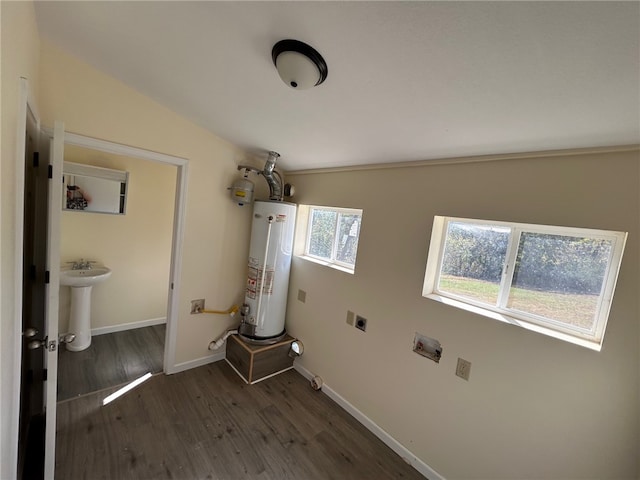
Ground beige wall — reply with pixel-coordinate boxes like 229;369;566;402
38;41;263;365
0;2;41;477
59;145;176;332
286;150;639;479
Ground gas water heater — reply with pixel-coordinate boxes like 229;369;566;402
239;200;297;343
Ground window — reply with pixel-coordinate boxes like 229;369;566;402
423;216;627;351
300;205;363;273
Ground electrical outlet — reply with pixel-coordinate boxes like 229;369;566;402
355;315;367;332
191;299;204;314
297;289;307;303
346;310;355;326
456;358;471;381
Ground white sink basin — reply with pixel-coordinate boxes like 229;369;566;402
60;267;112;287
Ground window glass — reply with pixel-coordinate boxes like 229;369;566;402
302;206;363;273
507;233;612;332
336;213;360;266
423;216;627;351
308;209;337;260
439;222;509;305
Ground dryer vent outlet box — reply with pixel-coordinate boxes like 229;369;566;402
413;333;442;363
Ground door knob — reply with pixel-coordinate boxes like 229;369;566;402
26;333;76;351
59;333;76;344
27;338;47;350
23;327;39;338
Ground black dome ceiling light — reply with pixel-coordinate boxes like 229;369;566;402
272;39;328;90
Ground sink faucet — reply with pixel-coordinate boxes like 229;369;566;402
68;259;96;270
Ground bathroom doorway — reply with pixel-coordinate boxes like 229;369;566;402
53;132;188;401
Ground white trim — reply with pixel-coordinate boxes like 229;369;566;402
293;363;445;480
169;352;225;374
43;129;189;377
44;122;65;478
248;366;294;384
163;161;189;375
91;317;166;336
297;255;355;274
42;128;189;167
224;359;294;385
224;358;251;383
7;77;34;480
425;294;602;351
286;144;640;175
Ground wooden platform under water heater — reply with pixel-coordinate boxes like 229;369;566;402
225;334;295;384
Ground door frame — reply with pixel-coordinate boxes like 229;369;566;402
43;128;189;477
55;131;189;376
11;79;189;475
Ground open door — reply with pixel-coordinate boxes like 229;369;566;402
43;122;64;478
17;95;63;480
18;95;48;480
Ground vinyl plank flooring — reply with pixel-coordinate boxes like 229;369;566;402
56;361;425;479
57;324;165;401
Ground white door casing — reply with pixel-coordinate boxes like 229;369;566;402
11;96;188;477
43;122;64;478
56;131;189;375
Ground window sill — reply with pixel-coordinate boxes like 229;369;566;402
424;293;603;351
296;255;355;275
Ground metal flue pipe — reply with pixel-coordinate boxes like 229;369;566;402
262;151;282;201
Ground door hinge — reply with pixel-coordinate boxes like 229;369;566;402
43;369;48;381
33;151;39;167
30;264;36;280
48;164;53;179
171;282;174;290
44;271;50;284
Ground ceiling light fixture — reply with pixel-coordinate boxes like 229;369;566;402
272;39;328;90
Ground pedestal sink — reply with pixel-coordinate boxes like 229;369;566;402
60;266;112;351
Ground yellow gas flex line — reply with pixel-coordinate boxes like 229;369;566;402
201;305;239;316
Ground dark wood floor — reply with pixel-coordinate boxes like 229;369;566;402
55;361;425;479
57;324;165;401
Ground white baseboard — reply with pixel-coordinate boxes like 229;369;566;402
293;363;445;480
166;351;226;375
91;317;166;336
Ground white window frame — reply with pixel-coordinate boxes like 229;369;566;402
422;216;627;351
298;205;362;274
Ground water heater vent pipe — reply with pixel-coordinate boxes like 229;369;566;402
235;151;289;202
262;151;282;201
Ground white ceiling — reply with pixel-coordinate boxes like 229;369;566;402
34;1;640;171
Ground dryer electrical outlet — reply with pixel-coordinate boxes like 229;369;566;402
355;315;367;332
